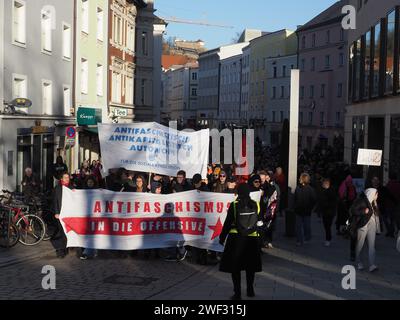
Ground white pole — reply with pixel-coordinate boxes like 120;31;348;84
288;69;300;199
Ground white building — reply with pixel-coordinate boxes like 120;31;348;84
219;54;242;128
240;45;251;126
161;64;198;127
265;54;297;146
197;42;248;128
0;0;74;192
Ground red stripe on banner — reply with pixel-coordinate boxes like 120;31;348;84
62;217;207;236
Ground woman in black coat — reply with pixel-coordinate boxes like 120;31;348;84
316;178;338;246
219;184;262;300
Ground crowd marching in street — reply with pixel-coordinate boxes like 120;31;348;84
18;143;400;300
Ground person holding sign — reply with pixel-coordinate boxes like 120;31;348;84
219;183;262;300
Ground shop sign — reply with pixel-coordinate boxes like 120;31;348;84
77;107;102;126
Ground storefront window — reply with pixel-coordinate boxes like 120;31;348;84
351;117;365;168
386;10;395;94
390;116;400;179
372;22;381;97
354;39;361;100
349;43;354;101
364;31;371;99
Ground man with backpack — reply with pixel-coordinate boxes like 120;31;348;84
219;183;263;300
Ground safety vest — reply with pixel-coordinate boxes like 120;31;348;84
229;200;261;237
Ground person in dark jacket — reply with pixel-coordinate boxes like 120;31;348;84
21;167;41;199
248;174;262;192
212;171;228;193
192;174;210;192
349;188;380;272
52;173;72;258
171;170;191;193
224;177;237;194
52;156;68;181
219;183;262;300
294;173;317;246
316;178;338;246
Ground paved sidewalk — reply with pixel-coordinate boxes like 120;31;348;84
0;215;399;300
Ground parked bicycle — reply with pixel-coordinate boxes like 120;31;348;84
0;190;46;246
0;205;19;248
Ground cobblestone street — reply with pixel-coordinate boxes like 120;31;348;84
1;216;399;300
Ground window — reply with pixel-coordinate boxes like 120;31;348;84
13;0;26;45
364;31;372;99
311;57;316;71
301;36;306;49
141;32;148;55
272;111;276;122
326;30;330;43
385;10;395;94
372;22;381;97
273;67;277;78
97;7;104;41
141;79;146;104
127;23;135;51
280;86;284;98
336;112;341;125
340;28;344;41
320;112;325;126
41;9;52;53
338;83;343;97
321;84;325;98
42;80;52;115
112;71;122;103
192;72;197;81
282;65;286;77
300;112;303;124
12;74;27;99
62;23;71;60
81;58;88;94
82;0;89;34
63;86;71;116
280;111;284;122
125;76;133;105
310;85;314;98
312;34;316;47
300;86;305;99
339;53;344;66
96;64;103;96
272;86;276;99
262;81;265;95
325;55;331;68
301;59;305;71
192;88;197;96
308;112;313;125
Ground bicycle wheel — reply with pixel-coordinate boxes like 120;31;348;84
40;210;60;241
16;214;46;246
0;222;20;248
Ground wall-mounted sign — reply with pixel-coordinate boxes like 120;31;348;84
77;107;102;126
357;149;382;167
12;98;32;108
113;108;128;117
66;126;76;145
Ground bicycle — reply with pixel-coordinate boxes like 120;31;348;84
0;190;46;246
0;205;20;248
24;192;60;241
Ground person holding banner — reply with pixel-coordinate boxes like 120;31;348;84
219;183;262;300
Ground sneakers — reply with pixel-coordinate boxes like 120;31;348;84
324;241;331;247
357;263;365;271
267;243;274;249
177;250;188;261
80;254;88;260
369;265;379;273
164;255;178;262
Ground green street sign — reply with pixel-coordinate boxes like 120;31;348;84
77;107;102;126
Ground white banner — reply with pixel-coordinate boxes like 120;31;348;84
59;187;261;252
98;122;209;178
357;149;382;167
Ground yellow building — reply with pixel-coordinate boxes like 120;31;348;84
248;29;297;140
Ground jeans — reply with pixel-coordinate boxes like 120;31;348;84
296;215;311;244
82;248;98;257
356;215;377;266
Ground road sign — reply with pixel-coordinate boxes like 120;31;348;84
66;126;76;146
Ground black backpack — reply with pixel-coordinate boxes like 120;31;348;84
233;200;259;236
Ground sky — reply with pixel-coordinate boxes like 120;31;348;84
156;0;338;50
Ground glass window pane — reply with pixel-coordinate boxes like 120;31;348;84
372;23;381;97
355;39;361;100
364;31;371;99
386;10;395;94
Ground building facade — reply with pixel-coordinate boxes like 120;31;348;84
134;0;166;122
197;42;248;129
161;64;198;127
345;0;400;183
219;54;242;128
0;0;74;191
75;0;109;168
265;54;297;146
297;0;348;151
240;45;251;127
249;29;297;140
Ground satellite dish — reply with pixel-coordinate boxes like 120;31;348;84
11;98;32;108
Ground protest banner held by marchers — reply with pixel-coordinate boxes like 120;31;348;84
59;187;261;252
98;122;210;177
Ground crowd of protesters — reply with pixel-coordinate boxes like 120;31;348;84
21;139;400;274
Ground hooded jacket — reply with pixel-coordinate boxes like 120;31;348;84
349;188;379;231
